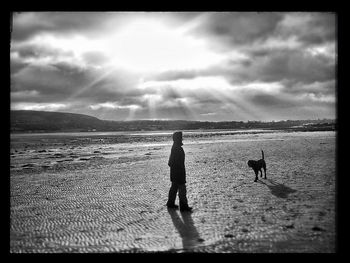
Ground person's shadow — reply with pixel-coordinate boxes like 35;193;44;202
167;208;203;250
258;179;297;198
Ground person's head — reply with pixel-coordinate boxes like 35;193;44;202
172;131;183;145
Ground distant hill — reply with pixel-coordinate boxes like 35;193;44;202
11;110;106;132
10;110;336;133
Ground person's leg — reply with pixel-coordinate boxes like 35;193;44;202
178;184;192;211
167;182;179;208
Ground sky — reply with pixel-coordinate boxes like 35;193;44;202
10;12;336;121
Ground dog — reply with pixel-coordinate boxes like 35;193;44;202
247;150;267;182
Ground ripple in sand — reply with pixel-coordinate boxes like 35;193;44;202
21;163;35;168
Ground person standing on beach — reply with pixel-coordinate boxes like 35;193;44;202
166;131;193;212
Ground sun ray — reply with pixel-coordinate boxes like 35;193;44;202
201;84;261;121
125;106;139;121
169;87;198;120
67;67;117;101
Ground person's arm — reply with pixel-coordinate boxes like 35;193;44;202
168;147;175;167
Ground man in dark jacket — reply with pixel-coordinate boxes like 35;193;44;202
166;131;192;212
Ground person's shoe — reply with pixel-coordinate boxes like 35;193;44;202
180;206;193;212
166;204;179;209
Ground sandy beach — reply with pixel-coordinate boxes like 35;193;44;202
10;130;336;253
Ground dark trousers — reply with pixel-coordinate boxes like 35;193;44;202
167;182;189;207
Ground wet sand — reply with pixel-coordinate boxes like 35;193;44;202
10;130;336;253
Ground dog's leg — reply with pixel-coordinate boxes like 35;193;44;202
254;171;258;182
263;165;267;179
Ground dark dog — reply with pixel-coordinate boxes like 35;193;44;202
247;150;267;182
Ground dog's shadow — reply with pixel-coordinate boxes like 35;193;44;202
258;179;297;198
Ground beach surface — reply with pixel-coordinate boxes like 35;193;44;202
10;130;336;253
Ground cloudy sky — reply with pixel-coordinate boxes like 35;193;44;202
10;12;336;121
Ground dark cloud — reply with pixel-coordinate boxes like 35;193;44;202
10;56;29;75
248;93;298;109
255;49;334;83
189;12;336;53
12;63;87;96
161;86;183;100
11;62;144;105
12;42;74;60
243;90;335;121
277;12;336;46
281;80;336;97
224;48;335;87
11;12;116;41
190;12;284;51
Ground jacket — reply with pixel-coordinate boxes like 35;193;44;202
168;142;186;184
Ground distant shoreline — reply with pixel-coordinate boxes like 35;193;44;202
10;126;336;136
11;110;336;134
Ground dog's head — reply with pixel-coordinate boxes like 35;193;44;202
247;160;253;167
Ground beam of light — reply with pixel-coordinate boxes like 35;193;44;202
138;76;261;121
141;94;161;120
164;88;198;120
230;82;290;121
67;67;117;101
138;80;199;120
200;84;262;121
125;105;140;120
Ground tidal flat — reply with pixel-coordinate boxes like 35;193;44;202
10;130;336;253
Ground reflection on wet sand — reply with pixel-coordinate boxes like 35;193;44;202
167;208;203;250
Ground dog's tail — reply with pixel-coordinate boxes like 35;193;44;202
261;150;264;160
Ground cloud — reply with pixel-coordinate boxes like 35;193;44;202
276;12;336;46
10;12;336;121
89;102;141;111
11;102;67;111
11;12;202;43
240;48;335;84
11;61;144;106
189;12;336;52
190;12;284;49
11;12;116;41
150;46;335;92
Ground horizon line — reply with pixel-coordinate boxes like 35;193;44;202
12;109;336;123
